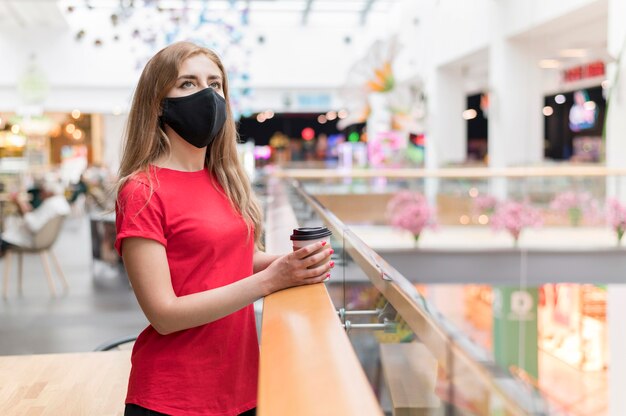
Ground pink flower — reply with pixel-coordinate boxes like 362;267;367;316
490;200;543;242
550;191;598;226
472;194;498;215
606;198;626;242
386;191;436;241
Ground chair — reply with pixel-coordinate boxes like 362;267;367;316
94;334;138;351
2;215;69;298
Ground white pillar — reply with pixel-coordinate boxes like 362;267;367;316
425;66;465;203
431;67;466;166
487;4;543;201
606;1;626;415
488;38;543;169
608;285;626;416
606;0;626;196
102;114;127;174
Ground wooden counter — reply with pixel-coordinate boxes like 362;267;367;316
0;350;130;416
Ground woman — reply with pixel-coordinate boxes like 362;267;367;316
115;41;333;416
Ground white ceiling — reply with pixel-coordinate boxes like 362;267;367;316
0;0;400;29
438;0;609;95
512;0;609;65
0;1;68;29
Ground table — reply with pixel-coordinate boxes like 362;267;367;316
0;350;130;416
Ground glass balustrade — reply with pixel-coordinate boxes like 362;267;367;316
267;168;620;416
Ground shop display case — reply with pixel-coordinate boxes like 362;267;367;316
539;284;607;372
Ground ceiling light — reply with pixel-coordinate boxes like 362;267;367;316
11;125;20;134
338;109;348;119
539;59;560;69
542;106;554;116
462;109;477;120
256;113;266;123
559;49;587;58
264;110;274;119
555;94;566;104
317;115;327;124
326;111;337;121
71;109;81;119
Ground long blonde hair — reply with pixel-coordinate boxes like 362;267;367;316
117;41;263;247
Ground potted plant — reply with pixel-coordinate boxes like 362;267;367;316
549;191;597;226
490;200;543;246
472;193;498;218
386;191;436;246
606;198;626;245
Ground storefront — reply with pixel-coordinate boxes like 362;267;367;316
463;283;608;373
0;111;102;184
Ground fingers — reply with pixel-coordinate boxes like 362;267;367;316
302;248;333;268
298;260;333;280
301;271;331;285
270;244;336;290
293;241;327;260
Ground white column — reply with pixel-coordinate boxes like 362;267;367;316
102;114;127;174
488;39;543;169
425;66;465;204
606;1;626;415
431;67;466;166
487;7;543;202
606;0;626;196
608;285;626;416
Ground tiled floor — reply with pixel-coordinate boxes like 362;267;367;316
0;214;148;356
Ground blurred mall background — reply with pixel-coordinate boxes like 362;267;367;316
1;0;626;415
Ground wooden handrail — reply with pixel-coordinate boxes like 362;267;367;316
257;177;383;416
273;165;626;179
258;284;382;416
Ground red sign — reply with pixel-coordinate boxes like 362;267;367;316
563;61;605;83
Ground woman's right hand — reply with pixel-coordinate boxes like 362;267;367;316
263;242;334;293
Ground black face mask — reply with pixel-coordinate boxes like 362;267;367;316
160;88;227;148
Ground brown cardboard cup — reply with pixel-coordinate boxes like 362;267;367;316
290;227;332;280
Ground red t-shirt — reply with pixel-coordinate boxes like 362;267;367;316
115;166;258;416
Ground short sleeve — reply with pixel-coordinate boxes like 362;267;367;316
115;178;167;256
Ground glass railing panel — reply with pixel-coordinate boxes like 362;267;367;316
280;169;621;415
286;178;553;415
340;225;547;415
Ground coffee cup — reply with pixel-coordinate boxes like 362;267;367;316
290;226;333;280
